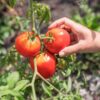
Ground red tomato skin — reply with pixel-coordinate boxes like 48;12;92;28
15;32;41;57
30;52;56;78
44;28;71;54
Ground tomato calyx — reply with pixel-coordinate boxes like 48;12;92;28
40;33;54;44
47;32;54;42
38;34;54;54
27;32;39;41
39;34;54;41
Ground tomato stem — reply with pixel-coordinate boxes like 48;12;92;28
27;32;31;40
37;73;61;94
29;0;36;33
23;83;31;90
30;54;61;100
40;36;54;40
31;58;37;100
46;93;67;100
39;34;54;40
30;0;33;31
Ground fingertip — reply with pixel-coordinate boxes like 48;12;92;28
48;18;66;30
59;51;65;57
48;24;56;30
48;26;53;30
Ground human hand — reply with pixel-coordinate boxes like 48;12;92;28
48;17;100;57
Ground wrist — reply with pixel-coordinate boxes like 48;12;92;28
94;31;100;52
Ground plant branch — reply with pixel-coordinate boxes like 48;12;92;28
31;58;37;100
30;0;34;32
37;73;61;94
40;36;54;40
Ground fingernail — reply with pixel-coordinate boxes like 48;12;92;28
59;52;65;57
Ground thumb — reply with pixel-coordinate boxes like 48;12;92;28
59;44;80;57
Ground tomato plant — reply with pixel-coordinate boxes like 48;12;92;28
0;0;81;100
30;51;56;78
15;32;41;57
44;28;71;54
2;0;100;100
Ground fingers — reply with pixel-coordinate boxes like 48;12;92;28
59;44;80;57
48;17;66;29
60;24;71;32
48;17;90;35
48;17;77;29
70;34;78;43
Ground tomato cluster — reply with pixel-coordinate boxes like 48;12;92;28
15;28;71;78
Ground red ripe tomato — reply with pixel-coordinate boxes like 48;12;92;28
15;32;41;57
44;28;71;54
30;52;56;78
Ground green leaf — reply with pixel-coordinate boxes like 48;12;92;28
0;86;9;91
42;82;52;97
1;96;9;100
9;90;22;96
14;97;19;100
66;68;71;76
62;81;68;91
0;89;22;97
7;72;20;89
14;80;29;91
27;1;51;32
39;5;51;26
7;0;17;7
67;77;72;92
0;90;11;97
14;95;24;100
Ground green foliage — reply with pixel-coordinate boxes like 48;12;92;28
7;72;20;89
7;0;17;7
72;5;100;31
0;72;29;99
32;2;51;25
0;16;30;55
27;1;51;33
